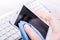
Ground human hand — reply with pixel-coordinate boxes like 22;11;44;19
24;24;41;40
24;10;60;40
32;10;60;40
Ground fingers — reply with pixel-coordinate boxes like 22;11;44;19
24;24;41;40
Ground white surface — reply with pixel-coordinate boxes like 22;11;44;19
0;0;22;16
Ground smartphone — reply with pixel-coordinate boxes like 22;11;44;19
14;5;49;39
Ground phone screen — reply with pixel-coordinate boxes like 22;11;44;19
14;5;49;39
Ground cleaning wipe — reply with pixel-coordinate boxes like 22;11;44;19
18;21;45;40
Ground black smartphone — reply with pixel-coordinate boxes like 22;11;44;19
14;5;49;39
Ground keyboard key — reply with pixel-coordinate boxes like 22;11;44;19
0;30;6;36
5;26;13;32
0;35;7;40
12;32;20;40
6;29;16;37
4;36;14;40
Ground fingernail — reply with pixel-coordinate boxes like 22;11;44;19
24;24;30;30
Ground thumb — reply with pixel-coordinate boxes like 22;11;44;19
24;24;41;40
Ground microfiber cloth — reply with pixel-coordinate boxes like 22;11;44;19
18;21;45;40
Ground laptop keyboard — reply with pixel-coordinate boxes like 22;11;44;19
25;0;51;13
0;13;21;40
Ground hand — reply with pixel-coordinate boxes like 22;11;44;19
33;10;60;40
24;10;60;40
24;24;41;40
33;11;60;32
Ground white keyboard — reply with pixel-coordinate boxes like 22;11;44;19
0;12;22;40
24;0;51;13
